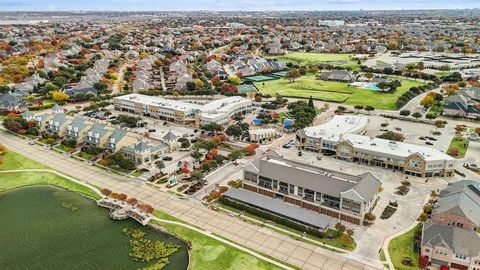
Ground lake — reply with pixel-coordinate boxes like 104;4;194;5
0;185;188;270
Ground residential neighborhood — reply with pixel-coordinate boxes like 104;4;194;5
1;6;480;270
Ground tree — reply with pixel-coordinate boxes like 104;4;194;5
420;95;435;109
285;68;300;83
227;150;244;161
354;105;363;112
226;125;243;138
51;91;70;103
201;122;224;132
307;96;315;109
346;228;354;236
412;112;423;119
340;235;353;247
101;188;112;196
335;223;346;234
254;95;262;102
191;151;203;161
155;160;165;170
400;110;411;116
228;76;241;85
191;171;204;183
0;85;10;94
364;105;375;114
364;213;376;223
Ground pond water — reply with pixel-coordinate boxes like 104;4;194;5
0;186;188;270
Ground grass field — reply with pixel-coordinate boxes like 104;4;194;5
267;52;360;71
387;224;421;270
255;74;425;110
0;151;100;199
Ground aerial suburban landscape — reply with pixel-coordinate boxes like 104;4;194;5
1;1;480;270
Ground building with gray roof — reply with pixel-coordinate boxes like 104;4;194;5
432;180;480;231
421;222;480;270
241;150;382;225
223;187;331;230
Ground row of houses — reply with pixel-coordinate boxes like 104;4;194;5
421;180;480;270
22;105;179;168
296;115;457;178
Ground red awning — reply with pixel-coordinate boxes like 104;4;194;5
440;266;449;270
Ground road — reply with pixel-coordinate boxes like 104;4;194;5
0;131;383;270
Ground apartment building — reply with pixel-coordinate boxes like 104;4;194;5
236;150;382;226
112;94;253;126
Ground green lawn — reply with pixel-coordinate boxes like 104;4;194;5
0;151;100;199
267;52;360;71
255;74;425;110
0;150;48;171
448;137;469;158
152;219;285;270
387;224;421;270
55;144;74;153
434;71;452;77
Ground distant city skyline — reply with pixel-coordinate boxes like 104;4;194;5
1;0;480;12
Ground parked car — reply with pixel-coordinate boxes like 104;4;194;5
148;129;156;132
28;140;35;145
194;129;198;133
380;128;388;132
288;140;295;145
316;156;322;160
419;136;426;140
425;141;433;146
162;156;173;161
282;144;291;149
395;127;402;131
298;151;302;156
201;179;208;185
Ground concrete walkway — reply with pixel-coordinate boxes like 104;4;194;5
0;168;294;270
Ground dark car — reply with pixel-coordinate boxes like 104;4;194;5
162;156;173;161
419;136;426;140
425;141;433;146
282;144;291;149
194;129;198;133
298;151;302;156
148;129;156;132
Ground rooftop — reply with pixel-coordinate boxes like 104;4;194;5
302;115;368;142
342;133;455;162
223;187;331;230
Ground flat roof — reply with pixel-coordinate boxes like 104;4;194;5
303;115;368;142
114;94;252;120
343;133;455;161
223;188;331;230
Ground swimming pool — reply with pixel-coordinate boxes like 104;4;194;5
364;84;382;91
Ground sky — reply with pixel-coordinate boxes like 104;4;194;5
1;0;480;11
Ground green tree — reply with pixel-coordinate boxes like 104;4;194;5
191;151;203;161
307;96;315;109
285;68;300;83
226;125;243;138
